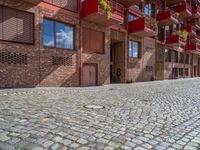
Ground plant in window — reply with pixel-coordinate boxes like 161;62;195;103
99;0;111;19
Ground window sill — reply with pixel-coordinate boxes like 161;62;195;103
43;46;76;52
83;51;105;55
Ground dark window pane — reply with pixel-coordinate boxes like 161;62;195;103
56;22;74;49
43;19;54;47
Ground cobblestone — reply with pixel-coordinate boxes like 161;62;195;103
0;78;200;149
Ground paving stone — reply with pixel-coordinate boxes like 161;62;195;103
53;136;63;142
42;140;54;148
51;143;60;150
77;138;88;145
70;142;80;148
0;79;200;149
32;146;44;150
62;139;72;146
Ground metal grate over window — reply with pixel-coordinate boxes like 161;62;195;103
0;5;34;44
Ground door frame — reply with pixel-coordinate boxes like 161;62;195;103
82;63;98;86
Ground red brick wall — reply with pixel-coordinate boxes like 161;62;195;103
0;0;80;88
128;36;156;82
81;21;110;85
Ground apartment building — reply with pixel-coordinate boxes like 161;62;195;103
0;0;199;88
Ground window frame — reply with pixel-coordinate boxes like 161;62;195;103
0;5;35;45
43;17;75;51
129;40;141;58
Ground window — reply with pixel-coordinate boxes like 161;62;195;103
43;18;74;50
144;3;153;17
43;19;54;47
0;5;34;44
158;26;165;42
129;41;140;58
179;53;184;64
165;49;171;62
179;68;183;77
133;5;140;9
174;51;179;63
185;54;189;64
128;14;138;22
185;68;189;76
190;55;193;65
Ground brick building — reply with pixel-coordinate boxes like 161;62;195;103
0;0;199;88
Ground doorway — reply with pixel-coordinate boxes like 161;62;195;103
110;42;124;83
82;64;97;86
155;44;165;80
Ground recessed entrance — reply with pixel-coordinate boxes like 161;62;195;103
110;30;125;83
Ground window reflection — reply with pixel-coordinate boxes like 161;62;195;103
43;19;74;50
43;19;54;47
56;22;74;49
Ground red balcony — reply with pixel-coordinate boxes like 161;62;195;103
81;0;124;26
185;43;200;54
183;25;197;35
166;0;186;7
174;2;192;18
119;0;141;7
157;10;179;26
190;34;200;43
192;6;200;18
128;17;157;37
166;31;186;47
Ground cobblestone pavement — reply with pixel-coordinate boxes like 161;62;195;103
1;78;200;150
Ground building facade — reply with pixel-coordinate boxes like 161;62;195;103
0;0;199;88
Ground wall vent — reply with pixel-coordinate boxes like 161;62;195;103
52;56;72;66
0;52;27;65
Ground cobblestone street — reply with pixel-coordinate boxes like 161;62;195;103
1;78;200;150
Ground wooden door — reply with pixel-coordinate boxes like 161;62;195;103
111;42;124;83
155;62;164;80
82;64;97;86
194;66;197;77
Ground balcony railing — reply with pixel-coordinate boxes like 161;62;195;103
118;0;141;7
166;0;186;7
128;16;157;37
185;43;200;54
183;25;197;35
109;0;124;18
166;30;186;47
174;2;192;18
81;0;124;26
189;34;200;43
157;10;179;26
192;6;200;18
